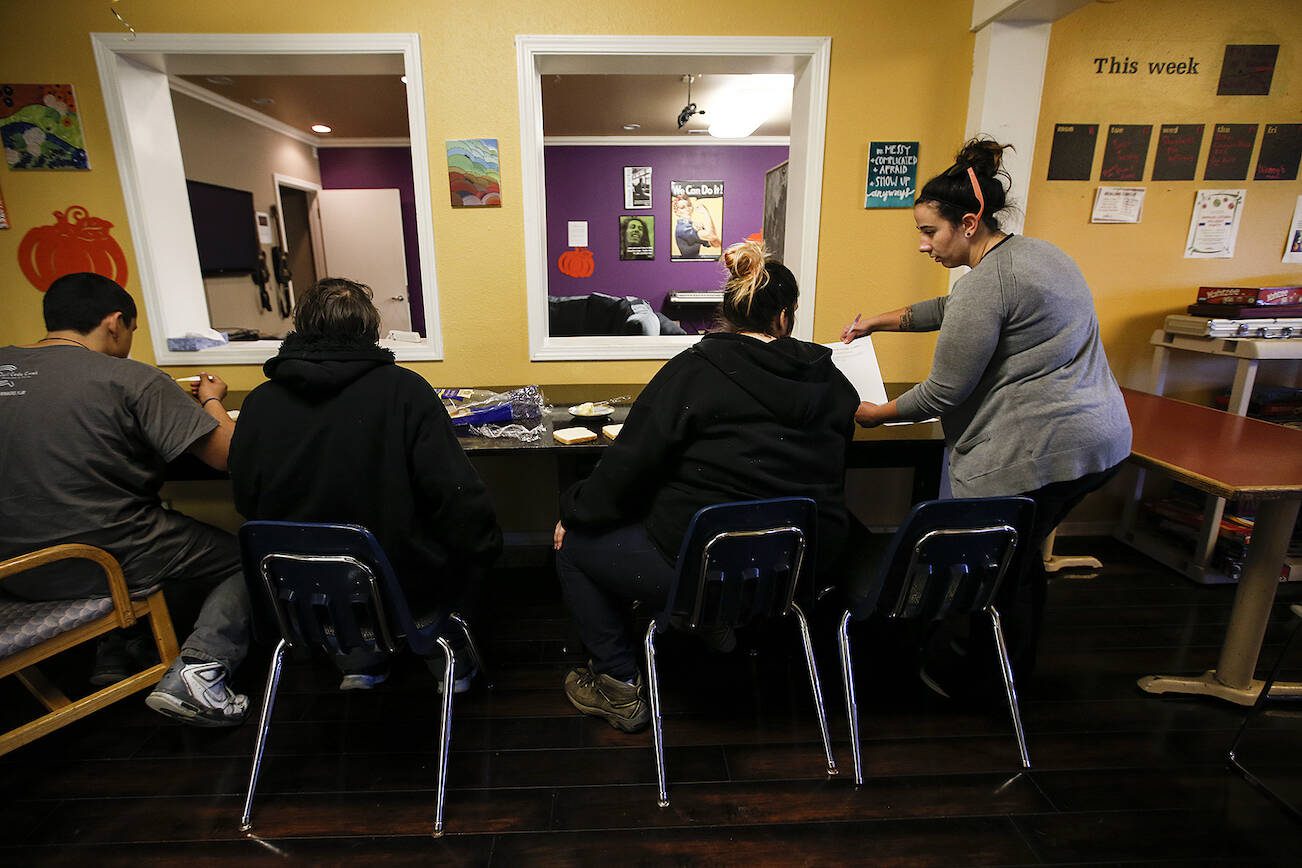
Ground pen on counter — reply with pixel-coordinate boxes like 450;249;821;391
175;375;216;383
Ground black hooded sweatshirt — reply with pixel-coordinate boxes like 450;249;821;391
559;331;859;571
229;335;502;598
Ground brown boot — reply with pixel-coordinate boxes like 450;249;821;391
564;663;650;732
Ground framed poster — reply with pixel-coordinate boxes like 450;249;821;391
763;160;788;262
863;141;919;208
624;166;651;209
619;215;654;261
0;83;90;170
670;180;724;261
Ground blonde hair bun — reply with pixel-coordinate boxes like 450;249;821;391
722;239;771;314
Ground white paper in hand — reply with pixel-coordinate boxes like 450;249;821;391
823;338;888;405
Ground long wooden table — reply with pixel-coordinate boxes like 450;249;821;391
1122;388;1302;705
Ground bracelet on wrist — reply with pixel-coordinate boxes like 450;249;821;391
201;396;222;407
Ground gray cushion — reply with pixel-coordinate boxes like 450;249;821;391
0;596;115;658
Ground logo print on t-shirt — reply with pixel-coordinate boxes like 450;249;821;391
0;364;37;394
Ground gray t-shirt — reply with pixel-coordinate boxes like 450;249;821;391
0;345;217;596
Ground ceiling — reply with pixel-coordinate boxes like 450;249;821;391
177;72;792;140
177;74;411;139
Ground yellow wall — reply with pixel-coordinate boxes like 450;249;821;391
1027;0;1302;400
0;0;973;390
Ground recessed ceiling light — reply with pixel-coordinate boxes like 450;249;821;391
204;76;234;85
622;123;641;131
311;124;333;134
251;97;275;106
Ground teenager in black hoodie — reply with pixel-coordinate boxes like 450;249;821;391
229;279;502;689
555;241;859;732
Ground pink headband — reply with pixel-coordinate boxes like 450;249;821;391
966;166;985;227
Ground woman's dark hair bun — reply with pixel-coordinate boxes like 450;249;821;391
915;136;1015;231
956;137;1011;179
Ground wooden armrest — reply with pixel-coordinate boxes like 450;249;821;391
0;544;137;629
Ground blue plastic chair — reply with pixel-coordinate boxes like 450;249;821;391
644;497;837;807
236;521;487;837
836;496;1036;785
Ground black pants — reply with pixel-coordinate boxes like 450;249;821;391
555;522;676;682
932;462;1125;693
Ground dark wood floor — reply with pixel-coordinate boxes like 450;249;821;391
3;537;1301;865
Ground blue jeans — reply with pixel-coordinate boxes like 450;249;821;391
556;523;676;682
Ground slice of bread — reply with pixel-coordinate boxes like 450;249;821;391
553;426;598;445
601;423;623;441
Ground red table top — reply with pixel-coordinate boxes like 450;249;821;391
1123;388;1302;500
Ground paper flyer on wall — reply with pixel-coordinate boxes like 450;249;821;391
1184;189;1245;259
1090;187;1145;223
822;339;888;405
1284;195;1302;264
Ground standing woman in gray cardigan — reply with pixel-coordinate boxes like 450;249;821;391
841;138;1131;691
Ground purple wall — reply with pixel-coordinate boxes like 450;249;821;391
544;145;789;311
317;147;425;335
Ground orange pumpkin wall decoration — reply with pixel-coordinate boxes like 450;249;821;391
557;246;594;278
18;205;129;291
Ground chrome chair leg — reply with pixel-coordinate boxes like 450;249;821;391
240;637;287;833
431;635;456;837
837;610;863;786
449;611;491;689
643;619;669;808
790;602;837;776
988;605;1031;769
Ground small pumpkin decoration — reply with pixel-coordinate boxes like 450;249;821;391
18;205;129;291
558;246;594;279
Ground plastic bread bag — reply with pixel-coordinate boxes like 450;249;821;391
445;385;546;431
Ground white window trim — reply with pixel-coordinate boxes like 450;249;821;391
516;35;831;361
89;32;443;365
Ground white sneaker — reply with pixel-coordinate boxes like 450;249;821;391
146;659;249;727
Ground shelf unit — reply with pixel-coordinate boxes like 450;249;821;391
1115;329;1302;584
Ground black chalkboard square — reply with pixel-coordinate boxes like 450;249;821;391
1153;124;1204;181
1100;124;1152;182
1047;123;1098;181
1218;44;1279;96
1254;124;1302;181
1204;123;1258;181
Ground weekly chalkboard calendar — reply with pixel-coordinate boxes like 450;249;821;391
1204;124;1258;181
1152;124;1204;181
1254;124;1302;181
1047;123;1098;181
1100;125;1152;182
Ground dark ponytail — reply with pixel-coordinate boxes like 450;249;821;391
916;137;1013;232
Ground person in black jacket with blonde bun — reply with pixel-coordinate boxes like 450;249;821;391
555;240;859;732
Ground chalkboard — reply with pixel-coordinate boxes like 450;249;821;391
1100;124;1152;182
1152;124;1204;181
1254;123;1302;181
1047;123;1098;181
863;141;919;209
1217;44;1279;96
1204;124;1258;181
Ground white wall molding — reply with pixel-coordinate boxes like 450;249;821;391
167;75;317;145
317;137;412;148
543;135;790;147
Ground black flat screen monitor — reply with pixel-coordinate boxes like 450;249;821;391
185;180;260;275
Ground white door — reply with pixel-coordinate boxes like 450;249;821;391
317;188;412;334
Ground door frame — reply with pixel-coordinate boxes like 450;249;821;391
273;173;326;313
